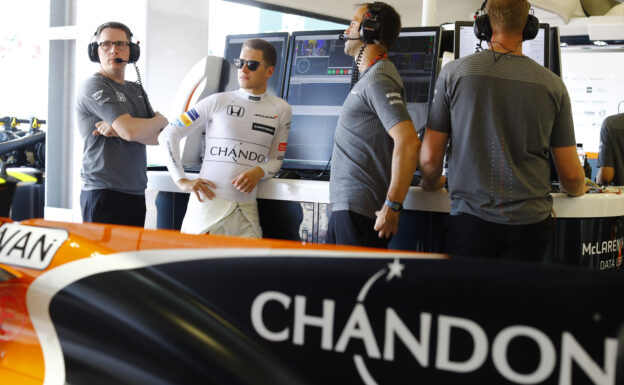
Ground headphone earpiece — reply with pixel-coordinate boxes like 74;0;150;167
473;0;540;42
360;2;383;44
88;40;100;63
127;42;140;63
473;13;492;41
522;13;539;41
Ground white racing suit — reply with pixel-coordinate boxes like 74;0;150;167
159;88;292;237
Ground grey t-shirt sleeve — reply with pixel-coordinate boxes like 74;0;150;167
426;67;451;134
364;76;412;132
79;77;129;125
550;86;576;148
597;119;614;167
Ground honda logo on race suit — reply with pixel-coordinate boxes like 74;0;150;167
227;105;245;117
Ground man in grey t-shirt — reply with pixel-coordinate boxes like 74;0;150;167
327;2;420;248
76;22;168;227
597;113;624;185
420;0;587;262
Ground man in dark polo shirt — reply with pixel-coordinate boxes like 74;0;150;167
420;0;587;262
76;22;168;227
597;113;624;185
327;2;420;248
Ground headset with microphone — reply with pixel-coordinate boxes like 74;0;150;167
338;34;360;41
88;22;140;63
360;2;383;44
339;2;384;44
473;0;539;42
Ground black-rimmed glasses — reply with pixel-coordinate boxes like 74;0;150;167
233;58;262;71
98;41;130;50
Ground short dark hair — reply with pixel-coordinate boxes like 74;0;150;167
242;39;277;68
95;21;133;41
359;2;402;48
486;0;530;33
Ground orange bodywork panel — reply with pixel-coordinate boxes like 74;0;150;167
0;218;423;384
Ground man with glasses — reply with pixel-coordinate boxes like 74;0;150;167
76;21;168;227
159;39;291;238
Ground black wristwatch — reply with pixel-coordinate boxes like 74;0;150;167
384;199;403;212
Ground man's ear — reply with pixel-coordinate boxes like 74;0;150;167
266;65;275;78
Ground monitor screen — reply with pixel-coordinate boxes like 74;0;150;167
282;30;352;171
454;21;550;68
219;33;289;97
281;27;441;172
388;27;441;133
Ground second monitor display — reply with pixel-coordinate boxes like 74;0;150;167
454;21;550;68
282;28;441;172
390;27;441;134
282;31;352;171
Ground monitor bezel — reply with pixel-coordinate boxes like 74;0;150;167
549;26;561;77
535;23;551;69
283;29;347;102
392;26;442;112
453;21;475;60
453;20;550;68
281;29;348;171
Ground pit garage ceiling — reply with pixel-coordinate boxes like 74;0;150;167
223;0;483;27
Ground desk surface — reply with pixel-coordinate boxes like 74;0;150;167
147;171;624;218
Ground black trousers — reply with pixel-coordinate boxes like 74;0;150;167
444;213;554;263
326;210;390;249
80;189;146;227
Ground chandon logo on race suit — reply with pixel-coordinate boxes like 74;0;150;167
206;137;267;166
0;223;68;270
250;259;619;385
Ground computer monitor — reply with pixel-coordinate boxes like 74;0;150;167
219;33;289;97
389;27;441;133
281;30;352;171
549;26;562;77
454;21;550;68
439;28;455;57
281;27;441;173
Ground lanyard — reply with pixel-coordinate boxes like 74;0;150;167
366;53;388;70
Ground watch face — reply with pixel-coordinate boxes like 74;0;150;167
385;200;402;212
